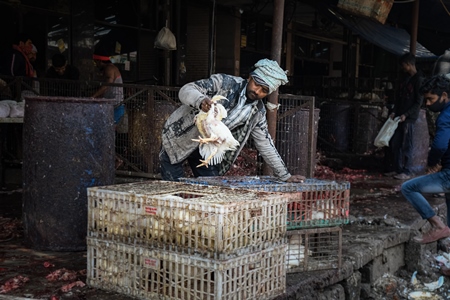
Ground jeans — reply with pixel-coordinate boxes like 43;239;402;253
159;148;219;181
401;169;450;225
390;121;414;174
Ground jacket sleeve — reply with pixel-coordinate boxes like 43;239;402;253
178;74;227;110
403;75;424;118
428;114;450;166
250;111;291;181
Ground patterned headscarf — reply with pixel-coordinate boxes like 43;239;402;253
250;59;288;94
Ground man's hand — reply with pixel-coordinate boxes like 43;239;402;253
286;175;305;183
426;164;442;174
200;98;213;112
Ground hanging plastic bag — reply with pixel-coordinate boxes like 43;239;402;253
154;27;177;50
374;117;401;148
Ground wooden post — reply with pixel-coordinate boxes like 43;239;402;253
263;0;285;175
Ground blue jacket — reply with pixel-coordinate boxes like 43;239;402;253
429;102;450;169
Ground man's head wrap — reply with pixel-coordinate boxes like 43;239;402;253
250;59;288;94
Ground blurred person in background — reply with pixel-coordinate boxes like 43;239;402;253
45;53;80;80
384;53;424;180
0;33;35;78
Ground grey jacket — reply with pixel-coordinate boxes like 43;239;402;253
161;73;291;181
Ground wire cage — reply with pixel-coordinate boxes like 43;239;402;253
276;94;318;177
286;227;342;273
87;180;289;259
87;237;287;300
179;176;350;229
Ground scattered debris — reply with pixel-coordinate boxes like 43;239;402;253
0;275;30;293
0;217;22;242
43;261;55;268
60;280;85;292
46;268;78;282
314;165;377;182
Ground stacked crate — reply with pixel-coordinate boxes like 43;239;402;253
86;181;289;299
180;176;349;273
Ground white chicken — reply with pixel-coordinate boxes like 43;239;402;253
192;95;240;168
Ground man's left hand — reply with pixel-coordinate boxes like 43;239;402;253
286;175;305;183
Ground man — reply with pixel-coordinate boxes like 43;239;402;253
0;33;35;77
45;53;80;80
91;53;124;124
401;75;450;249
160;58;305;182
385;53;424;180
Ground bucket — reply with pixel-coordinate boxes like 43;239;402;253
22;96;116;251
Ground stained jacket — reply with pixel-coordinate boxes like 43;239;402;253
161;73;291;181
428;102;450;169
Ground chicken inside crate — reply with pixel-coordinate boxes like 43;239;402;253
286;226;342;273
87;237;287;300
87;181;288;259
179;176;351;229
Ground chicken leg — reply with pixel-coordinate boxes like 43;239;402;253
196;146;218;168
192;136;219;144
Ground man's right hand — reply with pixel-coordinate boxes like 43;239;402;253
426;164;442;174
200;98;213;112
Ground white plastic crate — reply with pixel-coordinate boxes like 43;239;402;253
286;226;342;273
179;176;350;229
87;181;288;259
87;237;286;300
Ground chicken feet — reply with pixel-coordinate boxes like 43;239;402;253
196;146;218;168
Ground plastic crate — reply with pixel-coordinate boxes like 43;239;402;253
286;226;342;273
87;181;288;259
87;237;286;300
179;176;350;229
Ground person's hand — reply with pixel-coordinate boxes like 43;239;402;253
286;175;305;183
200;98;213;112
426;164;441;174
400;114;406;122
389;113;395;120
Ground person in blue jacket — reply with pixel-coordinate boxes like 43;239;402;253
401;75;450;247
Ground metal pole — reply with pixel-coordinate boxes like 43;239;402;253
263;0;285;175
209;0;216;76
410;0;419;56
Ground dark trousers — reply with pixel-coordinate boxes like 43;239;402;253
389;121;414;174
159;148;219;181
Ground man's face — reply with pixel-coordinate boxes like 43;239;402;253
53;64;66;75
28;52;36;62
19;39;33;55
94;59;104;70
246;76;270;100
424;91;447;110
400;62;411;73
